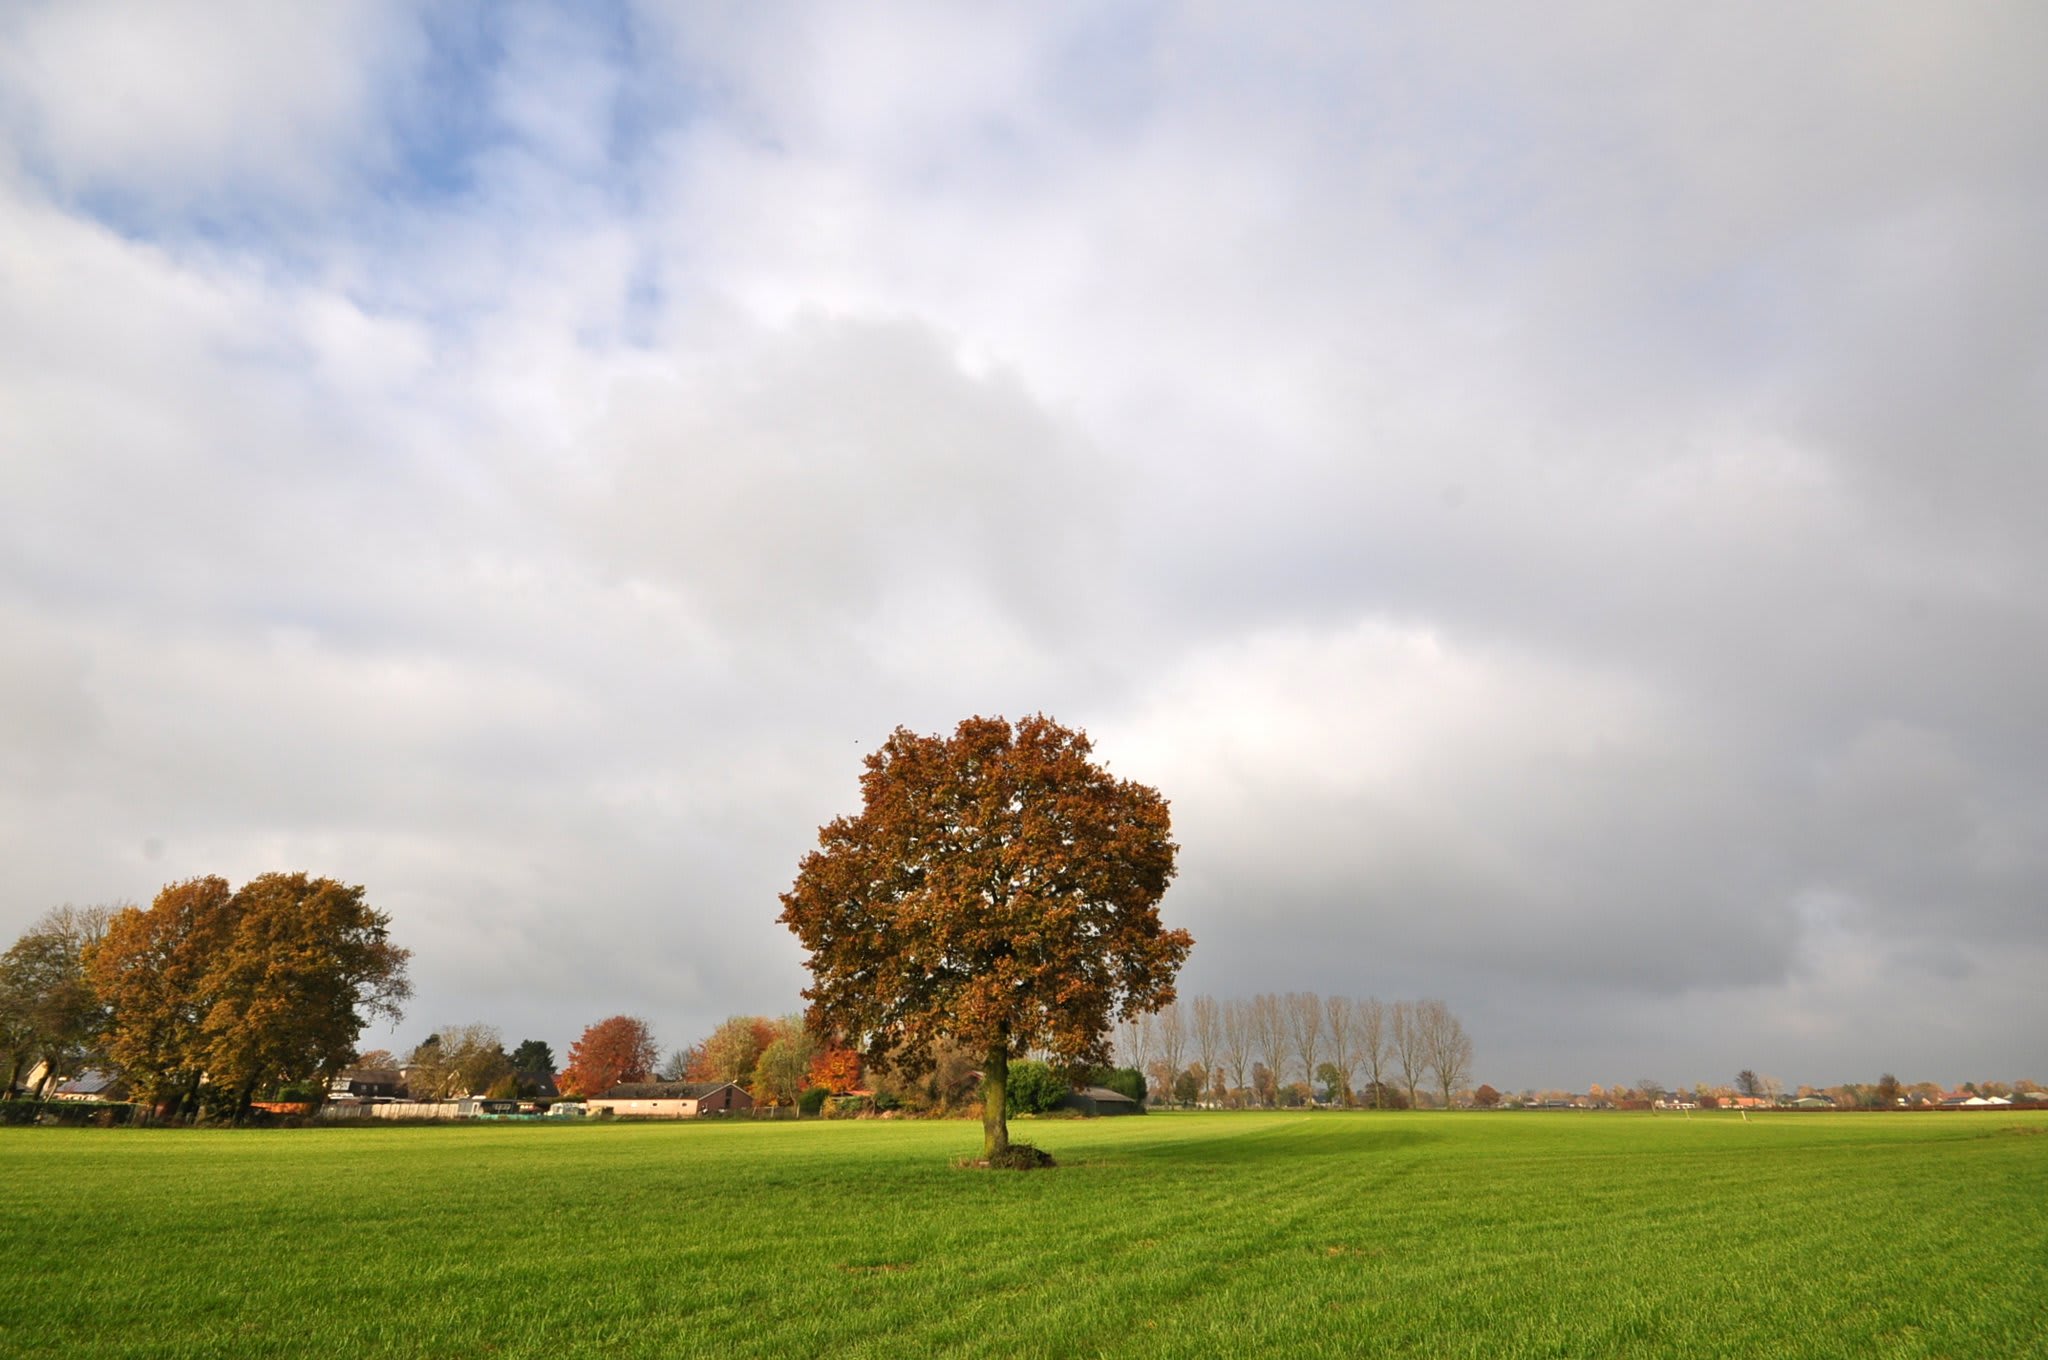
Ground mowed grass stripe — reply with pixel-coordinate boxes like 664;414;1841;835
3;1112;2042;1358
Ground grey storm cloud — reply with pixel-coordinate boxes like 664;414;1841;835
2;2;2044;1090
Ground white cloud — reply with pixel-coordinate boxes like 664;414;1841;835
0;0;421;202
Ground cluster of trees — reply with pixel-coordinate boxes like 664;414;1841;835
1115;994;1474;1110
1;876;409;1122
658;1013;858;1110
378;1027;559;1101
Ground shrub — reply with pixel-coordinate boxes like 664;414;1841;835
797;1086;828;1117
1006;1060;1069;1115
0;1100;138;1127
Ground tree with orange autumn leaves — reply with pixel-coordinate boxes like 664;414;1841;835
779;715;1190;1164
560;1015;658;1097
87;874;409;1122
807;1042;862;1095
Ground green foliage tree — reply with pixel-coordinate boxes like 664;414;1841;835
752;1017;821;1110
2;905;113;1098
1358;1080;1409;1110
780;715;1189;1164
1005;1059;1068;1115
510;1039;556;1076
697;1016;771;1087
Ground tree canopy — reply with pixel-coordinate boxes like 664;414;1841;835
405;1024;512;1099
509;1039;556;1076
778;714;1190;1163
561;1015;658;1097
2;905;112;1098
86;874;409;1121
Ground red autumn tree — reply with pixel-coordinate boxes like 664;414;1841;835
561;1015;658;1097
807;1042;863;1095
779;714;1190;1165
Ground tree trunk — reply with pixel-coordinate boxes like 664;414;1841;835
981;1043;1010;1161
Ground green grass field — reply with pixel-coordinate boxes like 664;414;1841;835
4;1110;2043;1358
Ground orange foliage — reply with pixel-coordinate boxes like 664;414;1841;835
779;714;1189;1159
807;1043;862;1094
561;1015;658;1097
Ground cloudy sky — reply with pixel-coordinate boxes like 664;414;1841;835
4;3;2043;1091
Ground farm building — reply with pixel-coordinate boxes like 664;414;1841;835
1058;1085;1144;1116
52;1070;128;1102
586;1081;755;1118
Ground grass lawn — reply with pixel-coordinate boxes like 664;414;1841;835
3;1109;2043;1358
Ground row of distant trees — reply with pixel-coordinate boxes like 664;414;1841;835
0;877;409;1122
1114;994;1473;1109
357;1013;865;1112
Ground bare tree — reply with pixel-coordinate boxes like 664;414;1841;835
1284;992;1323;1104
1220;998;1253;1107
1390;1000;1426;1109
1191;995;1221;1106
1416;999;1472;1108
1155;1000;1187;1101
405;1023;510;1099
1350;996;1388;1109
1249;993;1287;1105
1323;994;1356;1105
1119;1012;1156;1081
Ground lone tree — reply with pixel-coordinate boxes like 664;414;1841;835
779;714;1190;1165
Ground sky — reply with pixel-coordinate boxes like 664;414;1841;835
3;2;2044;1093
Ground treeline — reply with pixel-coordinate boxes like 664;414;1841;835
352;1014;856;1112
372;1014;1152;1120
1116;994;1474;1109
0;876;409;1123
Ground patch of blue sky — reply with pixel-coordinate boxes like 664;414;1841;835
18;1;714;271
